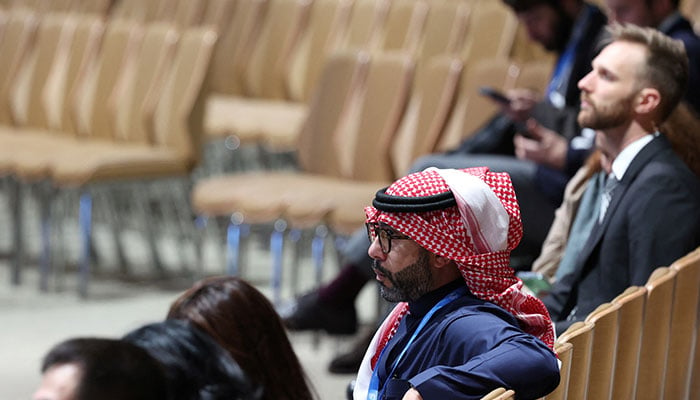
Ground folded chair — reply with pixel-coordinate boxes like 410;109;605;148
437;57;519;152
204;0;310;152
609;286;646;399
666;247;700;400
328;55;463;238
192;51;415;304
584;302;621;400
556;320;594;400
637;266;677;400
543;341;573;400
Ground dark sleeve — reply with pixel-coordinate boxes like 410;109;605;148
624;165;700;285
408;313;560;400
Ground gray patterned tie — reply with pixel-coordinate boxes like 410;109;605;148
598;173;619;223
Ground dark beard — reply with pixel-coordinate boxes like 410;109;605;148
578;93;635;130
373;251;433;303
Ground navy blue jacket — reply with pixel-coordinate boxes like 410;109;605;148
374;280;560;400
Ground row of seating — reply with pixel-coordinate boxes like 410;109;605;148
544;246;700;400
202;0;550;158
0;0;551;297
0;9;217;296
192;50;552;302
482;246;700;399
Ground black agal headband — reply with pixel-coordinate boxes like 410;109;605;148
372;187;457;213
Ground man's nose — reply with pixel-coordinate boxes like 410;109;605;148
368;238;386;260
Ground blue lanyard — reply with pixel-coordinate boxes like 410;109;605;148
366;286;467;400
546;4;594;108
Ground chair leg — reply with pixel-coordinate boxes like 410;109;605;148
78;191;93;298
312;224;328;287
194;215;208;279
270;219;288;306
9;178;23;286
38;182;55;292
288;228;303;295
225;217;249;276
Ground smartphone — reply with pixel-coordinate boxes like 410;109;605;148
479;86;511;105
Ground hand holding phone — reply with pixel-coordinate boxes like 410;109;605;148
479;86;511;105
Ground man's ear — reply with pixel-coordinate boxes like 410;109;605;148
635;87;661;115
431;254;453;269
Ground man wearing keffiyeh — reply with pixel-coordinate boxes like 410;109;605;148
353;167;559;400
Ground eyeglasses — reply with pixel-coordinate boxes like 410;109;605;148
365;222;411;254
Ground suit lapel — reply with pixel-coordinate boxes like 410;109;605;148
570;135;670;280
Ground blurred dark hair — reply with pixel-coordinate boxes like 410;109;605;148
123;320;260;400
502;0;559;13
167;276;316;400
661;102;700;177
41;337;168;400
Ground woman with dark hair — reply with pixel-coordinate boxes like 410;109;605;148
124;320;260;400
167;276;316;400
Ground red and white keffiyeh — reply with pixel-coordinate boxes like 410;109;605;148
354;167;555;400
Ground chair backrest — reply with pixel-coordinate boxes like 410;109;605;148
109;0;162;22
340;52;414;182
207;0;266;95
437;57;518;152
113;22;179;145
637;266;677;400
57;14;104;135
415;0;471;66
544;341;573;400
378;0;428;55
17;12;75;130
297;51;369;178
610;286;646;399
200;0;237;33
584;302;621;400
460;1;518;64
286;0;353;102
492;389;515;400
480;387;506;400
339;0;390;52
514;59;554;95
666;247;700;400
244;0;312;99
0;8;37;126
75;19;140;141
162;0;204;28
390;55;463;177
557;321;594;400
152;26;217;166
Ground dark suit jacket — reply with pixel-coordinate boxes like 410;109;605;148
543;135;700;333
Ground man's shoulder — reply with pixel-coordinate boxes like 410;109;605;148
443;297;522;330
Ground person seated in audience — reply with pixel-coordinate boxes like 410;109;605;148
280;0;608;374
123;320;260;400
603;0;700;115
533;102;700;285
166;276;317;400
352;167;559;400
541;24;700;334
33;337;168;400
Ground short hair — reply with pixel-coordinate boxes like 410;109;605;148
41;338;168;400
123;320;260;400
606;23;689;122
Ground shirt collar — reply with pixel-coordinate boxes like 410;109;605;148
610;133;657;181
407;278;467;318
